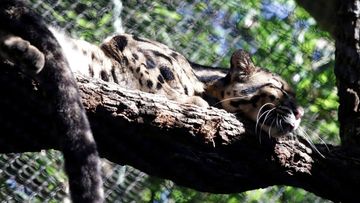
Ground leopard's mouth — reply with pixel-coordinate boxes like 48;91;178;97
256;105;303;137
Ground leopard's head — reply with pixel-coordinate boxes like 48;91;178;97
206;49;303;137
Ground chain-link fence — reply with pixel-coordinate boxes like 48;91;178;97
0;0;335;202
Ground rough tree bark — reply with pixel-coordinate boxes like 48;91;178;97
335;0;360;146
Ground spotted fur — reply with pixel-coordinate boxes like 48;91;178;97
54;32;208;107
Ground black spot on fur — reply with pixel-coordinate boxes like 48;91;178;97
147;80;153;88
133;35;151;43
146;57;156;69
280;81;285;89
100;70;109;81
136;67;140;73
269;95;276;101
184;87;188;95
153;50;173;64
133;53;139;60
88;65;94;77
91;53;96;60
111;66;119;84
222;74;231;86
156;82;162;89
158;75;165;83
160;66;175;81
196;75;222;83
220;90;225;98
132;53;139;63
113;35;128;52
123;57;129;66
250;95;260;107
170;52;178;59
139;78;143;86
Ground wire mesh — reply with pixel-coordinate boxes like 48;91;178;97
0;0;335;202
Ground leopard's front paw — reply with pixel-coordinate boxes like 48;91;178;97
1;35;45;75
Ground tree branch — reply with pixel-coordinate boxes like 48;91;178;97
335;0;360;147
1;66;360;202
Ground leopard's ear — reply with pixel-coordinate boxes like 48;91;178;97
228;49;256;81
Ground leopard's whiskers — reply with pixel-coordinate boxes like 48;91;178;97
214;95;250;106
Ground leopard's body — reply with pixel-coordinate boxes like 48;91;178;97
53;30;303;137
53;30;208;106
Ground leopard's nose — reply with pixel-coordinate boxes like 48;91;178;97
294;106;304;120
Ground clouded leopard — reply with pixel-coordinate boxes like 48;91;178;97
52;31;303;138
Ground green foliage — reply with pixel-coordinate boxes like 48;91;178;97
30;0;114;43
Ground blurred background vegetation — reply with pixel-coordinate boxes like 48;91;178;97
0;0;336;202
